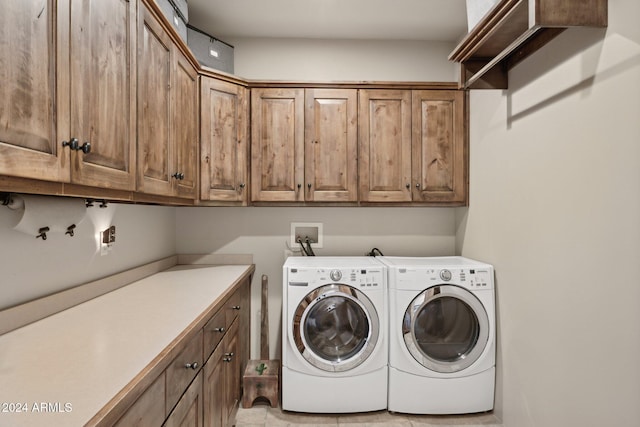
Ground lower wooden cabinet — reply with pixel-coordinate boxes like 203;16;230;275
111;277;250;427
166;330;204;416
203;321;239;427
113;374;166;427
165;372;204;427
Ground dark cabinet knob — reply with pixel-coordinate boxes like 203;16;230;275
79;142;91;154
62;138;90;154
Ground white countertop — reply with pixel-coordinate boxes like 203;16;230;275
0;264;253;427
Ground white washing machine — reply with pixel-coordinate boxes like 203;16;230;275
380;256;495;414
282;257;387;413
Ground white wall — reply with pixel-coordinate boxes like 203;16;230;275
457;0;640;424
228;37;458;81
176;207;457;359
0;202;176;310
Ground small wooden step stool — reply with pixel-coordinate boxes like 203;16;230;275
242;360;279;408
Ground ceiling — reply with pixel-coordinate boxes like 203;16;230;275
186;0;469;42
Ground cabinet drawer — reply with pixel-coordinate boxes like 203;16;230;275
165;329;203;416
225;290;243;327
203;308;227;359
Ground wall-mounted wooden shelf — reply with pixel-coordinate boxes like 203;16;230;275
449;0;607;89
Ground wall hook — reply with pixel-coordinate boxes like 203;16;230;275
1;192;12;206
66;224;77;237
36;227;50;240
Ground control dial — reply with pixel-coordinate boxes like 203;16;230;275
329;269;342;282
439;269;452;281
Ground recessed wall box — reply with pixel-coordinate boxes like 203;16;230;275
291;222;323;248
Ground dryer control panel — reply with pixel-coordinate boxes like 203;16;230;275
393;267;493;291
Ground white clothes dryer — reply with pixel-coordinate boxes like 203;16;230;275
282;257;387;413
380;256;495;415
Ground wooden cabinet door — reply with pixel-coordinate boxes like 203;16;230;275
113;373;165;427
203;336;225;427
0;0;69;182
164;372;204;427
223;324;240;424
137;4;172;195
173;50;199;199
203;320;238;427
412;90;467;204
69;0;136;190
251;88;304;202
359;89;412;202
304;89;358;202
237;279;251;382
200;77;248;203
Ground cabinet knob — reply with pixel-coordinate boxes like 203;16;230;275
307;183;312;190
223;352;234;362
185;362;199;370
232;305;241;310
213;327;225;333
79;142;91;154
406;183;410;189
62;138;79;150
416;183;421;189
297;184;302;190
62;138;91;154
172;172;185;180
239;183;246;189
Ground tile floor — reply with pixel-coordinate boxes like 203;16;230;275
234;405;501;426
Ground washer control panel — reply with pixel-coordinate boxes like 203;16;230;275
288;267;385;289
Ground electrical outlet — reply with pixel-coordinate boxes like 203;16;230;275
291;222;323;248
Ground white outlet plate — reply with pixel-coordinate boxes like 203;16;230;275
290;222;323;248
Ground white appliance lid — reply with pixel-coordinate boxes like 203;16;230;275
378;256;492;269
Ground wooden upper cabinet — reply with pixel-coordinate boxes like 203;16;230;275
200;77;248;203
251;88;304;202
0;0;68;182
305;89;358;202
359;89;412;203
173;50;199;199
137;5;172;195
137;4;198;199
359;89;467;205
412;90;467;204
68;0;137;190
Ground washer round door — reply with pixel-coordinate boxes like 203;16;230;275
293;284;379;372
403;285;489;373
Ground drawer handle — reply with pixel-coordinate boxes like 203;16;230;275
213;327;225;333
232;305;241;310
185;362;199;370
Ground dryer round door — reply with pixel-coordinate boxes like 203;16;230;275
403;285;489;373
293;284;379;372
